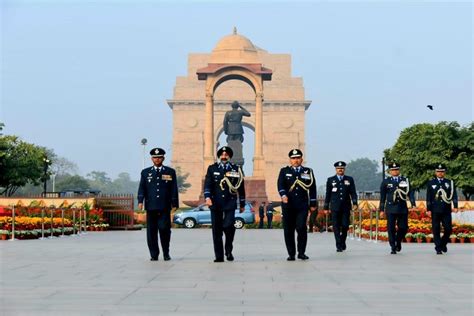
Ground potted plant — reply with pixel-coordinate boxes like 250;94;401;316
469;233;474;243
449;234;457;243
414;232;425;243
426;233;433;243
0;229;10;240
405;232;413;243
457;233;468;244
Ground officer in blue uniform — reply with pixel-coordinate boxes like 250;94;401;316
324;161;358;252
379;162;416;254
277;149;317;261
426;164;458;255
204;146;246;262
138;148;179;261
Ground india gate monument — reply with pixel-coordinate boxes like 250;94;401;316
167;28;312;205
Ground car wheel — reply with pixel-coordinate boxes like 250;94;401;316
183;218;196;228
234;218;244;229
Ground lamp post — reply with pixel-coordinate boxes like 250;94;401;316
382;157;386;180
141;138;147;169
51;173;57;192
43;157;50;196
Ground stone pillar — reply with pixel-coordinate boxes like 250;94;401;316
253;91;265;178
204;91;214;171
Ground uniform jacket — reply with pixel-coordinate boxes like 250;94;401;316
324;175;357;212
426;177;458;213
379;176;415;214
204;162;246;210
137;165;179;211
278;166;317;209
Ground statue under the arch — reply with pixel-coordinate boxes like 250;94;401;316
223;101;251;167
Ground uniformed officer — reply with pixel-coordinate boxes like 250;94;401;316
258;201;266;229
266;202;274;229
204;146;246;262
323;161;358;252
277;149;317;261
379;162;416;254
426;164;458;255
138;148;179;261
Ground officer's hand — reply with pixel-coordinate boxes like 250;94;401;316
205;198;213;207
310;206;317;212
281;196;288;204
426;211;431;217
171;207;177;213
379;211;384;218
138;203;143;211
239;207;244;213
324;210;330;215
352;205;358;211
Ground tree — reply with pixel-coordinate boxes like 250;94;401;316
384;121;473;199
176;166;191;193
55;174;91;192
87;171;112;192
345;158;382;191
0;135;49;196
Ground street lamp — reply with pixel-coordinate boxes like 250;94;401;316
51;173;57;193
141;138;147;169
42;157;50;196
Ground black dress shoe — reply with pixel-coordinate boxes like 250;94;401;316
226;253;234;261
442;245;448;253
150;257;158;261
342;243;347;251
436;250;443;255
297;254;309;260
396;244;402;252
214;258;224;262
390;250;397;254
164;254;171;261
287;256;295;261
336;248;343;252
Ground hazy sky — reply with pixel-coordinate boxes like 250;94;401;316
1;0;472;184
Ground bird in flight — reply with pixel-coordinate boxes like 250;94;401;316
427;105;434;110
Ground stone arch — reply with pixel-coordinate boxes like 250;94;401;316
206;67;263;95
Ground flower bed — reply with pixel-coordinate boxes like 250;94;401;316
358;218;474;243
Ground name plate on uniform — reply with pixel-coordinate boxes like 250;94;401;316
399;181;408;188
332;188;337;192
213;172;221;175
286;174;293;177
161;175;173;181
301;173;311;180
226;171;240;178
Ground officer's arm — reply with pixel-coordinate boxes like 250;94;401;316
350;177;358;206
171;169;179;208
323;178;331;210
452;181;459;209
238;173;246;208
426;181;432;212
379;180;386;212
277;168;287;199
408;182;416;208
137;170;146;204
203;166;213;200
309;169;318;208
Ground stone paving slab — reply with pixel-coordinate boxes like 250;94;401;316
1;229;473;315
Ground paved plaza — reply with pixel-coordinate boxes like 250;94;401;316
1;229;473;315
